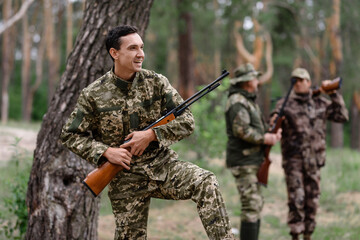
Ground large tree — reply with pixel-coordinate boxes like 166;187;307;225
25;1;154;239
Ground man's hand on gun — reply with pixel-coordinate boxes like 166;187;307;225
264;113;282;146
102;129;157;170
121;129;157;156
264;128;282;146
103;147;132;170
320;80;337;94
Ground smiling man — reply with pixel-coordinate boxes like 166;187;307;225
61;25;234;240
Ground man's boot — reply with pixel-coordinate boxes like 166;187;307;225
291;233;299;240
240;221;258;240
256;219;261;239
304;234;312;240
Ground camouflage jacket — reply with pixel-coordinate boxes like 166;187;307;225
272;91;348;167
225;86;266;167
61;68;195;182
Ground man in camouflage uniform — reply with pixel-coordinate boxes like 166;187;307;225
61;25;234;240
225;63;282;240
271;68;348;240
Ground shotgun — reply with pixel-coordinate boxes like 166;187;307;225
312;77;342;97
256;77;296;187
83;70;230;197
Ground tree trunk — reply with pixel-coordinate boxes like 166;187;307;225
21;2;33;122
350;91;360;150
43;0;59;104
66;0;74;56
25;1;154;239
1;0;16;124
177;0;195;99
328;0;344;148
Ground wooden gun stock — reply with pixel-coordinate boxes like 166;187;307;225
256;77;296;187
312;77;342;96
82;113;176;197
83;161;123;197
256;117;284;187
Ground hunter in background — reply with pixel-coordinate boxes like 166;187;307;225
271;68;349;240
225;63;282;240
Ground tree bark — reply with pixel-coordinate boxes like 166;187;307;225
177;0;195;99
25;1;154;239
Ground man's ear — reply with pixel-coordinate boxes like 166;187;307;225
109;48;118;60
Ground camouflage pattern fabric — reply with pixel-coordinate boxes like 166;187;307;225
225;87;266;167
225;86;266;225
61;68;234;239
272;91;348;236
272;91;348;167
283;157;320;235
230;165;263;223
112;160;234;240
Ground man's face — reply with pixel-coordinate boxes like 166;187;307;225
110;33;145;77
293;77;311;93
246;78;259;93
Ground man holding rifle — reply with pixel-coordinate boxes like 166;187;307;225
61;25;234;239
225;63;282;240
271;68;348;240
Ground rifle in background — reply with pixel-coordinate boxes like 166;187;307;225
256;78;296;187
312;77;342;96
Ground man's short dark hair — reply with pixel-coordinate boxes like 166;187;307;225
105;25;138;59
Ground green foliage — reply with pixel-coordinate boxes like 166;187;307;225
0;139;31;240
172;77;230;162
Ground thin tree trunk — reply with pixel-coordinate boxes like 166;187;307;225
27;31;46;121
25;1;154;239
213;0;221;79
350;91;360;150
66;0;74;56
0;0;34;35
177;0;195;99
43;0;58;104
1;0;16;124
328;0;344;148
22;2;32;122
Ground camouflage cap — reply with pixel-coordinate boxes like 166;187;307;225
230;63;261;85
291;68;311;81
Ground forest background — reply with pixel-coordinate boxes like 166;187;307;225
0;0;360;239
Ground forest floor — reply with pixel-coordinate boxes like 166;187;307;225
1;125;359;239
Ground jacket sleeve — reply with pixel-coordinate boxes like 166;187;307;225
152;76;195;147
229;103;264;144
325;92;349;123
60;90;109;166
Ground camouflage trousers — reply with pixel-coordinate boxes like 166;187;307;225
110;160;234;240
230;165;264;223
283;157;320;236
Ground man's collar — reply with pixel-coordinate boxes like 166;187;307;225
110;67;140;90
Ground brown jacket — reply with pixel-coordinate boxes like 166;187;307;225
272;91;348;167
